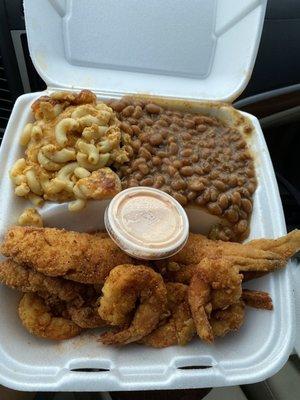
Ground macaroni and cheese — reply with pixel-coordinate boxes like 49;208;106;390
10;90;127;211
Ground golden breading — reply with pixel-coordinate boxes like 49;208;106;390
0;226;133;284
74;168;121;200
141;283;195;348
99;265;168;345
18;293;82;340
210;302;245;337
0;259;84;303
242;289;273;310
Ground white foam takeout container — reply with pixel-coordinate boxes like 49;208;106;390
0;0;295;392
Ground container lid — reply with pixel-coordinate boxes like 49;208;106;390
24;0;267;102
104;187;189;260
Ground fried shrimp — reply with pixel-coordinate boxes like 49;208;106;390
199;258;243;310
99;265;167;345
188;272;213;343
210;301;245;337
18;293;82;340
67;302;104;329
141;283;195;348
187;258;243;343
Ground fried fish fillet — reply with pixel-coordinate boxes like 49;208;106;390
0;226;133;284
1;227;299;285
247;230;300;260
162;230;300;272
0;259;105;328
0;259;84;303
170;234;284;270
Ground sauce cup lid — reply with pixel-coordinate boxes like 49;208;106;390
104;187;189;260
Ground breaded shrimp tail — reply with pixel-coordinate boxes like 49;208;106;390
0;226;133;284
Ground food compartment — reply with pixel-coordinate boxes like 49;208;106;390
0;91;294;391
5;91;258;242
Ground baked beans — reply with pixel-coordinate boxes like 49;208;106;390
108;97;257;241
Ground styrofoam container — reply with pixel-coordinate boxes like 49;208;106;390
0;0;295;392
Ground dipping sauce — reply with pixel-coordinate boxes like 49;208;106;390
105;187;189;259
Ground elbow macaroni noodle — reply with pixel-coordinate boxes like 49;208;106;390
76;152;110;171
55;118;79;146
20;123;33;146
31;125;43;141
37;150;62;171
41;145;76;163
10;90;128;211
76;140;99;164
18;208;43;227
28;193;44;207
74;167;91;179
25;168;43;196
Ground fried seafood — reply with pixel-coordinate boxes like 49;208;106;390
3;227;299;285
66;287;105;329
0;226;133;284
157;230;300;280
156;262;197;284
18;293;82;340
187;259;243;343
242;289;273;310
210;302;245;337
99;265;167;345
0;259;84;304
141;283;195;348
1;227;299;345
197;258;243;310
169;233;288;272
67;301;104;329
248;230;300;260
187;272;213;343
0;259;105;328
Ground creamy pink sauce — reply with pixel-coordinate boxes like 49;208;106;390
112;192;184;249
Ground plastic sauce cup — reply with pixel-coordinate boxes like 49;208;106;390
104;187;189;260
